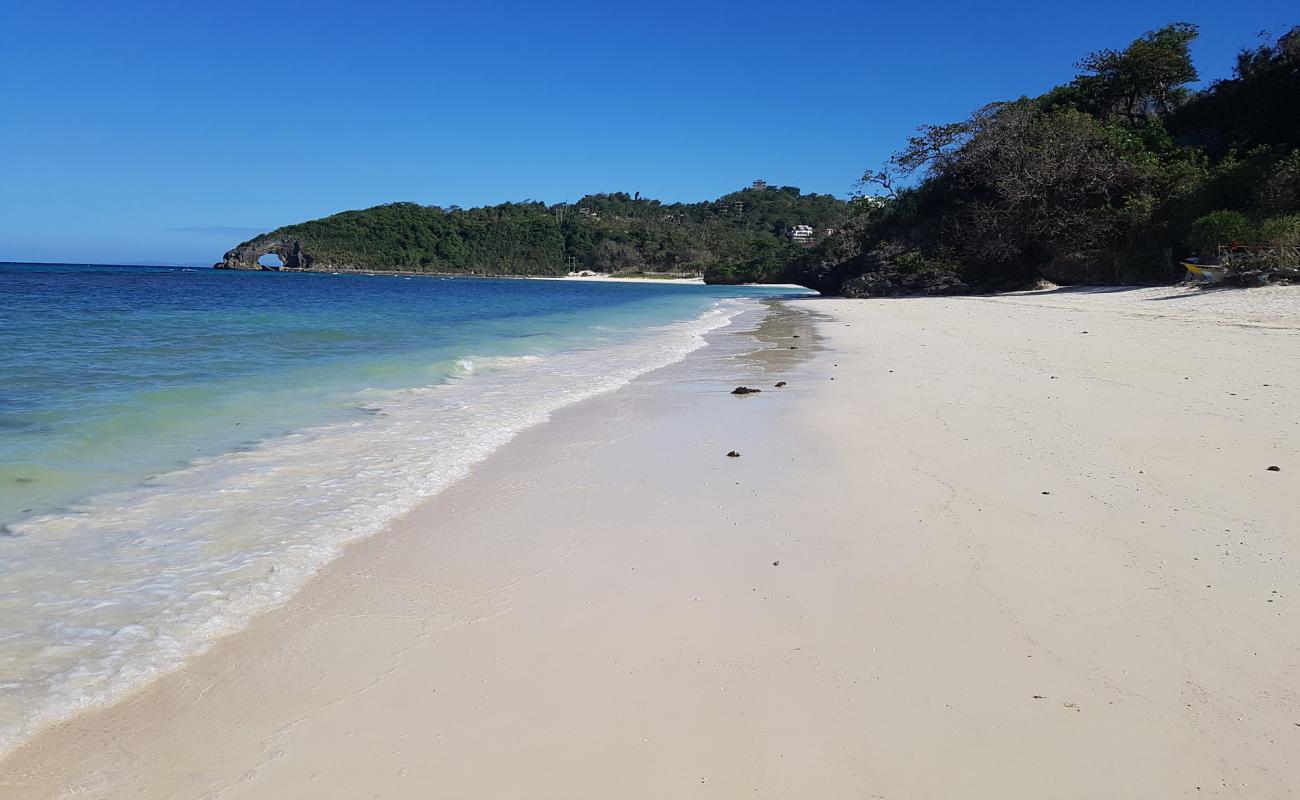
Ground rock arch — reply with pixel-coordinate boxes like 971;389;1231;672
214;236;314;271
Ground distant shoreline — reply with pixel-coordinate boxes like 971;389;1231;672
3;261;805;288
219;266;750;286
543;272;805;289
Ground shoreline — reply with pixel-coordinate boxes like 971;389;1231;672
0;297;816;796
0;293;770;759
208;263;809;288
4;287;1298;798
210;265;713;284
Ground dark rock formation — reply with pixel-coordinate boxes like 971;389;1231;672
838;243;968;298
841;269;968;297
784;229;869;294
789;235;973;297
214;236;315;271
781;211;906;294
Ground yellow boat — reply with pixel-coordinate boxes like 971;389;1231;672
1181;261;1227;281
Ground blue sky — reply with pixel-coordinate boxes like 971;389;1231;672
1;0;1293;265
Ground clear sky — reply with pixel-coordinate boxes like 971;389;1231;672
1;0;1293;265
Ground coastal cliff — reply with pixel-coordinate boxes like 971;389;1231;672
216;236;315;271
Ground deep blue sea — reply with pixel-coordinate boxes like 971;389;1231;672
0;262;801;750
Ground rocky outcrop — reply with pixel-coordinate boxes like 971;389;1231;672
781;251;862;295
840;268;968;297
783;217;872;294
214;236;315;271
781;220;976;297
836;242;969;298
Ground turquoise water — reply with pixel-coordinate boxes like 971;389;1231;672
0;262;801;750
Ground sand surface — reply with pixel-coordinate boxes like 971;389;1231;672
3;286;1298;799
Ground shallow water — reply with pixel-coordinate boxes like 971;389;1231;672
0;263;804;751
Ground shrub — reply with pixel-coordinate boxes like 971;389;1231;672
1256;215;1300;249
1188;210;1256;254
1255;149;1300;216
1222;249;1297;278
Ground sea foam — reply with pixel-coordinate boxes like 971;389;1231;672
0;297;758;753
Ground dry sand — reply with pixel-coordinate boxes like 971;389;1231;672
3;285;1298;799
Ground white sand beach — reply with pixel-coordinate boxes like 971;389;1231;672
2;286;1298;799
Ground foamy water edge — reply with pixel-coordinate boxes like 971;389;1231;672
0;298;762;754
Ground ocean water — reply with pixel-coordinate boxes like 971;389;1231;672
0;263;803;752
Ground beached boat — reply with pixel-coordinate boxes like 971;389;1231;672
1181;260;1227;281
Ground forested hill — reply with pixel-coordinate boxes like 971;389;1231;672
214;186;848;281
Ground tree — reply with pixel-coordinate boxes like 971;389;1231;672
592;240;644;273
940;104;1150;269
1073;23;1199;122
1170;25;1300;153
857;110;993;197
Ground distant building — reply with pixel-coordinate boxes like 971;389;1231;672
791;224;815;247
752;179;768;190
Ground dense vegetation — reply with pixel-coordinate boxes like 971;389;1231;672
563;187;845;282
782;23;1300;295
272;202;566;275
227;22;1295;293
228;187;847;278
